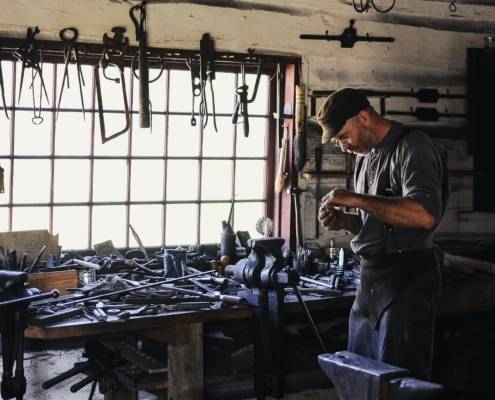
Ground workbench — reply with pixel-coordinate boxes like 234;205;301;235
25;274;495;400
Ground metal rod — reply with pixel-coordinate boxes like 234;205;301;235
291;285;327;353
61;270;215;307
0;289;59;308
300;276;341;292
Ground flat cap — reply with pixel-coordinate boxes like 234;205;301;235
317;88;370;144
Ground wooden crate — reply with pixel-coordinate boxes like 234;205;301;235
28;270;78;295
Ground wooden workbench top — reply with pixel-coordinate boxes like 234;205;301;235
26;274;495;340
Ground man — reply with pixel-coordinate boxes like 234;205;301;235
317;88;448;380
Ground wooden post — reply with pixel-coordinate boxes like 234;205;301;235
167;322;203;400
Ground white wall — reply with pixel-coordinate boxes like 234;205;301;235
2;0;495;247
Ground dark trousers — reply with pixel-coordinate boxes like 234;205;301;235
347;253;441;380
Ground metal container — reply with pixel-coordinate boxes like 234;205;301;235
78;269;96;286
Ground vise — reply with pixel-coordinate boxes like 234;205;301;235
225;238;317;400
318;351;444;400
0;270;59;400
225;238;298;399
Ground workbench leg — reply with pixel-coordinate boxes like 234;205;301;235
104;388;137;400
167;322;203;400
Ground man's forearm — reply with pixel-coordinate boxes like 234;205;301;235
351;193;435;229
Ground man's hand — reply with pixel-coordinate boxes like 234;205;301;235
318;204;344;231
321;188;356;208
318;188;362;234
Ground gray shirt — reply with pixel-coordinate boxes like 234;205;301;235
350;122;446;258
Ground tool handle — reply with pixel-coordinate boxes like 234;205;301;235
74;259;101;270
217;294;245;305
70;374;94;393
138;34;150;128
42;362;91;389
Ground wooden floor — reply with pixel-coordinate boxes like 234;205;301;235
5;347;337;400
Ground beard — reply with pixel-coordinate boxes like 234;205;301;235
350;122;375;155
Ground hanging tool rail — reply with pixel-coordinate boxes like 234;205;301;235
0;36;299;73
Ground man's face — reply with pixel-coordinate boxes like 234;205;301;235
330;114;375;155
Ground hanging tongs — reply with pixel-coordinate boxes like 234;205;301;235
13;26;49;125
232;58;262;138
56;27;86;120
186;33;218;131
95;27;130;144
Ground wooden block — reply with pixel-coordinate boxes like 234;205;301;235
28;270;78;295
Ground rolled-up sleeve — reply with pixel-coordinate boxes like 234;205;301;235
395;134;444;224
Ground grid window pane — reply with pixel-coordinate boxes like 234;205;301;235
55;64;93;110
129;205;162;247
244;74;269;115
130;160;164;202
93;160;127;202
55;112;91;155
132;115;165;156
0;112;11;155
166;160;198;201
12;207;49;231
235;160;266;200
92;205;126;247
236;118;268;157
0;208;8;232
54;160;90;203
202;117;234;157
13;159;50;203
200;203;230;244
15;62;54;109
168;70;197;112
201;160;232;200
234;202;265;237
53;206;88;249
132;67;167;112
166;203;197;246
167;115;199;156
14;111;52;155
2;56;271;249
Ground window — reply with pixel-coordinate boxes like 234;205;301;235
0;59;272;250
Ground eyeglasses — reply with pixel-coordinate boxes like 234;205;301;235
330;130;350;147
